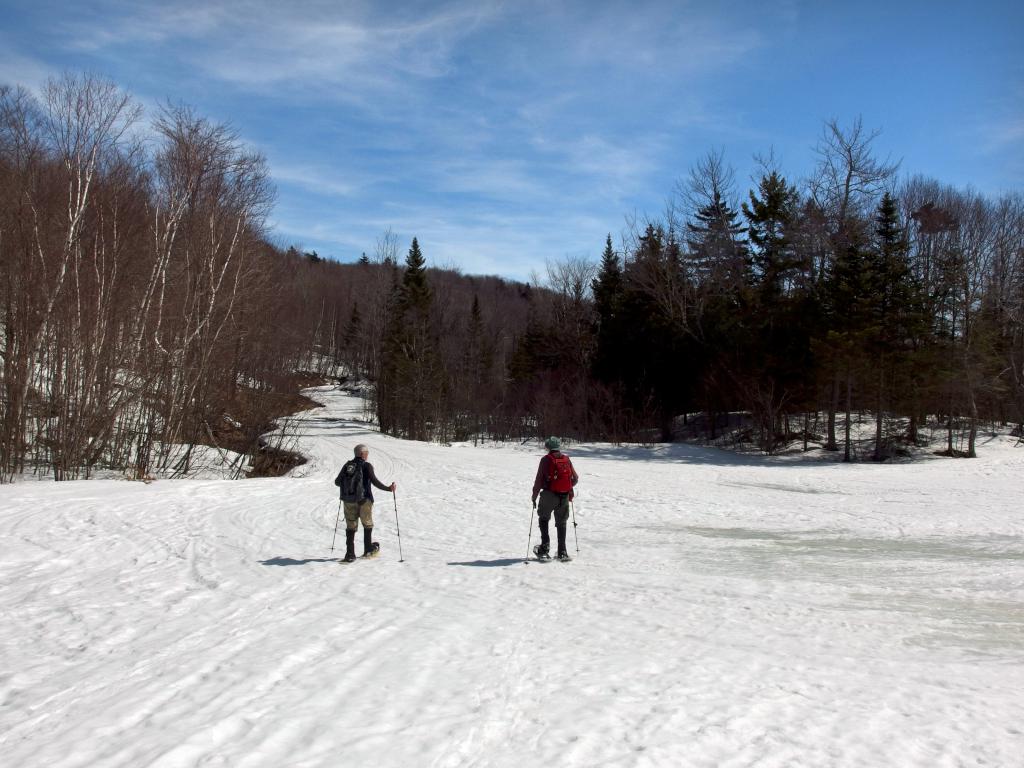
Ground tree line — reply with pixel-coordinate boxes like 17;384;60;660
374;120;1024;460
3;76;1022;483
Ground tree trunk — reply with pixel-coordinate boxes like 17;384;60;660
826;373;839;451
844;370;852;462
873;361;885;461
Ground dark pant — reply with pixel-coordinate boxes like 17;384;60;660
536;490;570;526
537;490;569;551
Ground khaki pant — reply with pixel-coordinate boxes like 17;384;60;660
344;500;373;531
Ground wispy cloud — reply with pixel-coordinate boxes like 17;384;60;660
978;111;1024;154
59;2;229;50
57;0;507;100
0;39;55;91
271;162;360;199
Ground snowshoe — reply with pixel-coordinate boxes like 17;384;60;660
557;551;572;562
533;544;551;561
341;551;357;563
361;542;381;559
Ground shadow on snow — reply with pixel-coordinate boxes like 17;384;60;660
447;558;525;567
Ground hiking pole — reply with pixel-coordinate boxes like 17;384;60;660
330;500;342;552
393;491;404;562
570;500;579;554
525;501;536;563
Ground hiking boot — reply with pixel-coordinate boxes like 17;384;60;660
363;527;375;557
557;550;571;561
533;544;551;560
556;524;567;554
342;550;357;563
343;529;356;562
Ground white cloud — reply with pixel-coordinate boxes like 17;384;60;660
0;42;56;91
56;0;507;100
271;162;360;198
981;116;1024;153
59;3;229;50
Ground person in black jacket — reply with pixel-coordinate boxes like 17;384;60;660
335;444;395;562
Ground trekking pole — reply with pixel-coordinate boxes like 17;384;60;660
393;491;405;562
570;500;579;554
330;500;342;552
525;501;535;563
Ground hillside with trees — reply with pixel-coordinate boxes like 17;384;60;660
2;77;1022;482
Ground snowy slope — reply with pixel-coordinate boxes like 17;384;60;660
1;385;1022;768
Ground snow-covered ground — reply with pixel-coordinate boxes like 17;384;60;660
2;386;1022;767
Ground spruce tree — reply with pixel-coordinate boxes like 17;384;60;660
619;225;694;441
400;237;431;312
866;192;916;459
591;234;624;384
743;171;800;300
686;192;748;293
740;172;808;451
377;237;442;441
823;221;874;460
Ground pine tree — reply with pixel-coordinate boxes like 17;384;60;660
866;193;918;459
823;221;874;460
619;225;694;441
686;192;748;293
739;172;810;452
400;237;431;312
743;171;800;300
591;234;624;384
377;237;443;441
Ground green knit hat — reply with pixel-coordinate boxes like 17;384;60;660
544;436;561;451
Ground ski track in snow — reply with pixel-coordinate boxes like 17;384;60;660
2;386;1023;767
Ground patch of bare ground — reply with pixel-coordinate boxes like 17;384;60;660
206;372;327;478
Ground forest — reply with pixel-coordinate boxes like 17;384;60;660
2;74;1022;482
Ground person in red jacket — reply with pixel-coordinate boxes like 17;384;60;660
530;436;579;560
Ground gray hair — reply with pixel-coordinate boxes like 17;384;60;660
354;444;368;457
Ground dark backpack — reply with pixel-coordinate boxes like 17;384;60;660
336;459;366;502
547;453;574;494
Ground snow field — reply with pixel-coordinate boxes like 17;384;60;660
1;385;1022;767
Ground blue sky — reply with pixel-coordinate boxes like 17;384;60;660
2;0;1021;279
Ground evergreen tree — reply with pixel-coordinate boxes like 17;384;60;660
866;193;918;458
686;192;748;293
743;171;800;300
822;221;874;460
400;237;431;311
591;234;624;384
738;172;811;452
620;225;694;440
377;237;443;441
